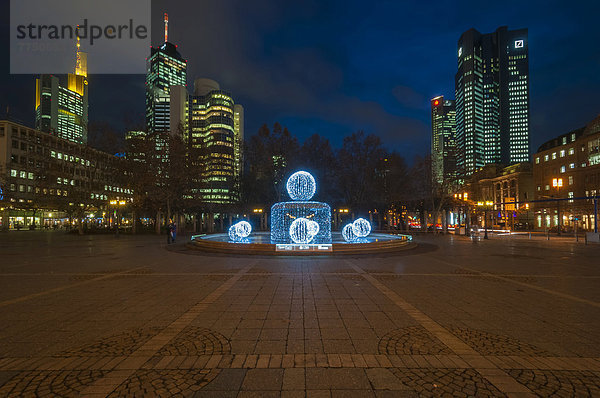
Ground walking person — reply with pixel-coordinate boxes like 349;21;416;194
167;219;174;244
171;220;177;243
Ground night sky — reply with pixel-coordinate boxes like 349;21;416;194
1;0;599;158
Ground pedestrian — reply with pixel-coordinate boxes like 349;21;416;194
167;219;174;244
172;220;177;243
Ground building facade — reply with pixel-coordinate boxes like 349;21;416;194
455;26;530;177
170;79;244;204
431;96;457;185
35;43;88;144
145;42;187;135
0;120;131;229
465;162;534;229
533;115;600;231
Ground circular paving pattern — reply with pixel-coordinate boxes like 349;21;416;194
507;369;600;397
378;326;453;355
157;327;231;356
107;369;220;397
389;368;505;397
56;327;163;357
449;327;552;356
0;370;106;397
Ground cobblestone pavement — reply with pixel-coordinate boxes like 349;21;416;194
1;231;600;396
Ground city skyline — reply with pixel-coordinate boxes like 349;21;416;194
1;1;599;159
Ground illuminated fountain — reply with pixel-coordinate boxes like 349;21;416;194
190;170;412;255
270;171;331;245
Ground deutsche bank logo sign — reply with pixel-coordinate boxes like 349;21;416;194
514;40;524;49
10;0;151;74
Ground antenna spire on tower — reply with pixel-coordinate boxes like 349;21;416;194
75;25;81;73
164;13;168;43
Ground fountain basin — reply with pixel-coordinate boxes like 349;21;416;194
188;232;414;256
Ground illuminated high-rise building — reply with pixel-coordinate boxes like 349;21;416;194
145;13;187;135
35;36;88;144
170;78;244;204
455;26;530;176
431;96;457;185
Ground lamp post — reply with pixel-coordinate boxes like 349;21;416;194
477;201;494;239
552;178;563;236
110;200;127;236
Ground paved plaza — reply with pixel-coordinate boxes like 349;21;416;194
0;231;599;397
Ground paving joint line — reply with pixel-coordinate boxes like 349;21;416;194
2;354;599;371
78;263;254;396
428;255;600;309
0;266;149;308
347;259;537;397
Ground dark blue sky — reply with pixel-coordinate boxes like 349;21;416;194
2;0;600;157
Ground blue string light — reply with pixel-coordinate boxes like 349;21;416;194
352;218;371;237
342;223;357;242
271;171;331;244
229;221;252;242
289;217;320;244
286;171;316;201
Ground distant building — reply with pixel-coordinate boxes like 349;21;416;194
142;14;188;178
170;78;244;204
465;162;534;229
456;26;530;176
431;96;457;185
145;41;187;135
533;115;600;231
124;131;146;163
0;120;131;229
35;38;88;144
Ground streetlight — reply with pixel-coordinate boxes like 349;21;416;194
477;201;494;239
110;199;127;236
552;178;563;235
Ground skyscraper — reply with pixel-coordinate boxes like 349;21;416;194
170;79;244;204
455;26;530;176
431;96;457;185
145;13;187;135
35;37;88;144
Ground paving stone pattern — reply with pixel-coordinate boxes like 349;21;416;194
156;327;232;356
106;369;220;397
1;233;600;396
0;370;106;397
507;369;600;397
378;326;453;355
56;328;163;357
448;327;553;357
389;367;506;397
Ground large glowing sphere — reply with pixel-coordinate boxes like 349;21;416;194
235;221;252;238
342;223;357;242
286;171;316;201
289;217;319;244
352;218;371;237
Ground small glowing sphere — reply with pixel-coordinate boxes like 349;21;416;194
229;221;252;241
286;171;316;201
352;218;371;237
342;223;357;242
289;217;319;244
228;225;238;241
235;221;252;238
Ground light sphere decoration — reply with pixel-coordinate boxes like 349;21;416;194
228;225;238;241
229;221;252;241
342;223;357;242
286;171;316;201
235;221;252;238
289;217;319;244
352;218;371;238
